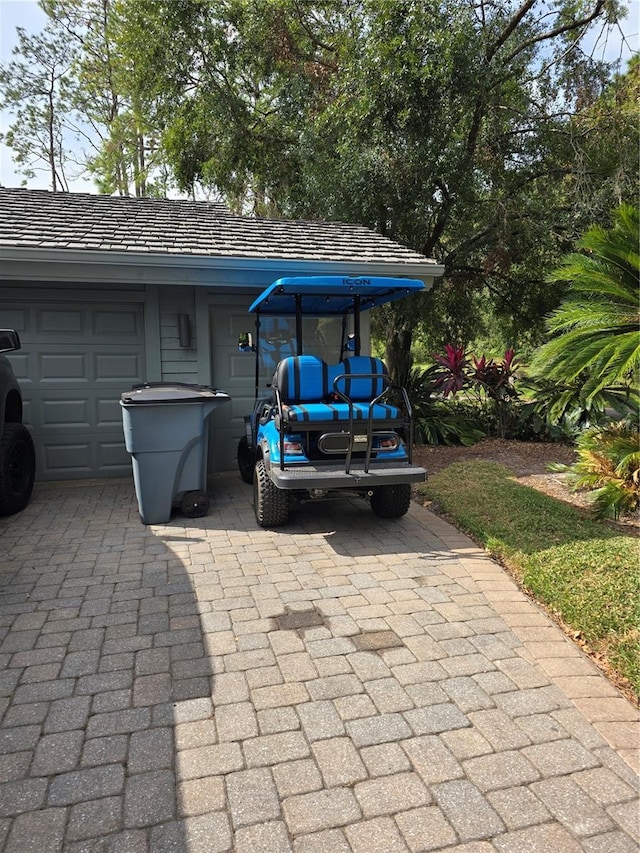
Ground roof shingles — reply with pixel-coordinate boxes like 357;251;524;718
0;187;432;266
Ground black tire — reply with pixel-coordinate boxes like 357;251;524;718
370;483;412;519
181;490;210;518
237;436;255;484
254;458;289;528
0;422;36;516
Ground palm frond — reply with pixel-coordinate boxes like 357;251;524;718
532;204;640;395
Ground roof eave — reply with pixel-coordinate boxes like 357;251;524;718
0;246;445;288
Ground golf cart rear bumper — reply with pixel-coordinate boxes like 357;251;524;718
269;462;426;490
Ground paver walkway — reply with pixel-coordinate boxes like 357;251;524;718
0;473;638;852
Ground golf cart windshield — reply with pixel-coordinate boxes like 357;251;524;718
244;275;425;385
256;315;344;375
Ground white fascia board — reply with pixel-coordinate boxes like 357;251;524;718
0;246;445;288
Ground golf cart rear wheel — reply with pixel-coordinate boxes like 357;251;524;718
254;459;289;528
370;483;412;519
0;422;36;516
181;490;210;518
237;436;255;484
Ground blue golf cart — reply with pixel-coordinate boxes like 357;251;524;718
237;275;426;527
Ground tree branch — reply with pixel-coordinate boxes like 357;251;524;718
486;0;538;62
503;1;607;64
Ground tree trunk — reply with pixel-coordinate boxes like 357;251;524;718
384;314;413;386
47;74;57;192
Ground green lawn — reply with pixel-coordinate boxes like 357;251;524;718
419;460;640;699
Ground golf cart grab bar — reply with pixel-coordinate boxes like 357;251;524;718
332;372;414;472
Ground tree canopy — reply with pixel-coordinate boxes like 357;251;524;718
115;0;635;373
0;0;169;196
1;0;636;375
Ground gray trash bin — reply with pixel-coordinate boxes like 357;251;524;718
120;383;230;525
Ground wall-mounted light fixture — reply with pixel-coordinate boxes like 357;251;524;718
178;314;191;348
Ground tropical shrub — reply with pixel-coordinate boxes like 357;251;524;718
431;345;520;438
404;366;485;447
514;376;638;442
530;204;640;405
431;345;469;397
563;418;640;520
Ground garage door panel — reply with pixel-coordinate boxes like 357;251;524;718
98;441;131;470
219;309;253;337
31;391;123;430
95;353;143;381
1;309;27;331
97;398;124;427
37;425;132;479
45;435;130;476
39;353;89;381
44;441;93;474
42;399;90;427
38;309;83;334
230;353;256;379
93;310;140;337
229;396;255;420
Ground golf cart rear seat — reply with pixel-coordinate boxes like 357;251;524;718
273;355;403;426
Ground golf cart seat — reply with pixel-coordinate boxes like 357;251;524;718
273;355;402;426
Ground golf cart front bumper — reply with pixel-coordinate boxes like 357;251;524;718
268;461;426;490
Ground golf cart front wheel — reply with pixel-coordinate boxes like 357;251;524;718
254;459;289;528
370;484;411;519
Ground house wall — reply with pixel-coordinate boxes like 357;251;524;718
158;285;199;384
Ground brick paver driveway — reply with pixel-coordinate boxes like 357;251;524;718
1;474;638;852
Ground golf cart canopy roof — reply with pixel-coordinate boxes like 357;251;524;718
248;276;425;316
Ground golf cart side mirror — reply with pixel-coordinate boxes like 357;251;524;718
238;332;254;352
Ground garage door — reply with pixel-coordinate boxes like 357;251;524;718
210;297;257;471
0;300;145;480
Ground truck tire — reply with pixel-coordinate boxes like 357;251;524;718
237;436;255;484
370;483;411;519
254;458;289;528
0;422;36;516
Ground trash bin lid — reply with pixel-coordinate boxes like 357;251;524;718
120;383;230;404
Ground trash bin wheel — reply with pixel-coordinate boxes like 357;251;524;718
181;490;210;518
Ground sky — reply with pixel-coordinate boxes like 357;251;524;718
0;0;638;194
